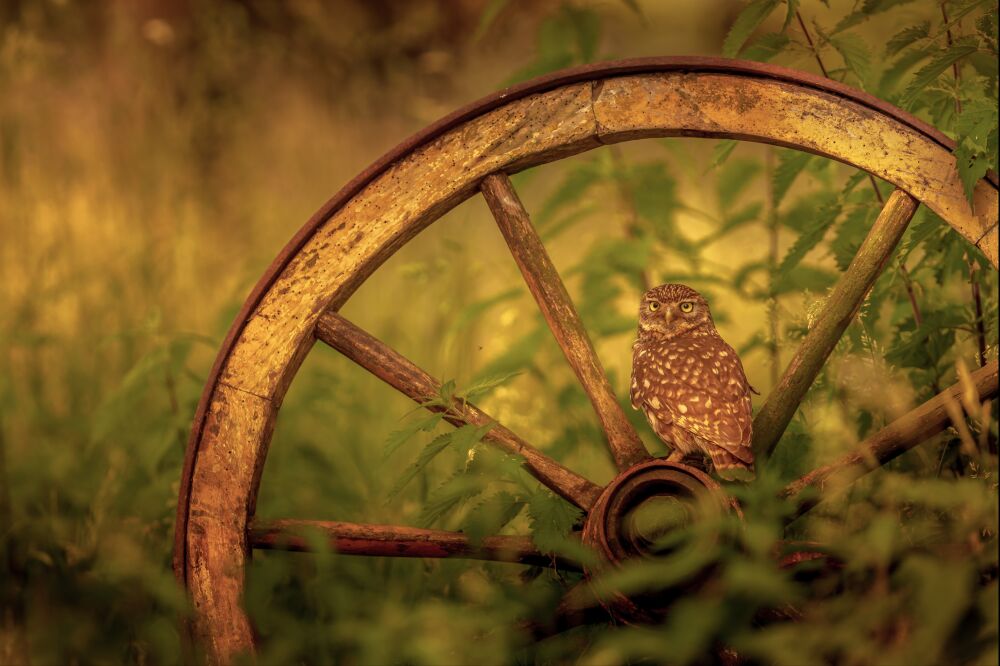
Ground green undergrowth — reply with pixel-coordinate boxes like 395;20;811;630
1;1;998;664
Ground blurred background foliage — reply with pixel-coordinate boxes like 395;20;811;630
0;0;998;664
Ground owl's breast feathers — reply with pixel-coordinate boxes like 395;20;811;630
630;336;753;464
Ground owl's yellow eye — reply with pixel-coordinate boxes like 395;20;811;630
679;301;694;313
648;301;661;311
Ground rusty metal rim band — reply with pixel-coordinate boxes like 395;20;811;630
171;56;1000;585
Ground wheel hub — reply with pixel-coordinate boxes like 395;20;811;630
580;459;739;621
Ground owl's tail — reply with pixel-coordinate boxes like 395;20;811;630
707;446;755;482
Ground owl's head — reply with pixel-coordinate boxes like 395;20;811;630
637;283;715;340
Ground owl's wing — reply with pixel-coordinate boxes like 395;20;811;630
630;342;677;442
630;343;644;410
657;339;754;463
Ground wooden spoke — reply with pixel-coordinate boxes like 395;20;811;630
250;518;581;569
315;311;602;510
753;189;920;460
480;172;651;471
782;359;999;520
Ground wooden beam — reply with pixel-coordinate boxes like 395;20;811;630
753;189;920;459
315;311;602;510
250;519;580;569
481;172;651;470
783;359;999;519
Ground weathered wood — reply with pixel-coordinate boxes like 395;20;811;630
315;311;601;510
783;359;999;519
249;518;580;569
752;190;920;460
218;73;998;407
185;384;273;663
480;172;651;470
174;61;1000;662
592;73;997;268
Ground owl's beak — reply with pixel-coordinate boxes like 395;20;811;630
663;305;675;322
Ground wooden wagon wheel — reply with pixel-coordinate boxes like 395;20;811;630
172;57;999;662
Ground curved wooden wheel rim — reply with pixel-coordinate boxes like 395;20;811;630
173;57;1000;661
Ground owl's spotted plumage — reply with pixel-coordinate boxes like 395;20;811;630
629;284;755;481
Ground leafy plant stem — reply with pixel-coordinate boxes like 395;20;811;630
799;7;942;392
896;257;942;392
968;257;988;368
796;10;830;78
941;2;989;368
941;2;963;115
799;9;941;397
884;191;939;365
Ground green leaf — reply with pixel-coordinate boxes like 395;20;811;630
438;379;457;403
977;7;998;51
527;490;583;555
772;264;837;294
449;422;495;456
885;21;930;57
717;158;763;211
830;204;876;271
568;6;601;62
878;46;931;96
778;197;841;275
830;33;872;87
382;412;445;460
702;202;763;246
772;149;814;206
955;143;990;203
953;97;998;202
540;204;600;242
969;51;999;86
460;371;522;402
732;261;768;292
472;0;510;42
388;431;455;499
886;308;963;368
900;208;945;258
955;97;998;154
783;0;800;31
536;164;600;227
723;560;799;605
505;12;579;84
627;162;681;230
461;491;525;544
709;139;738;169
901;42;979;108
897;556;972;664
448;288;519;335
832;0;916;34
723;0;782;57
742;32;792;61
417;471;486;527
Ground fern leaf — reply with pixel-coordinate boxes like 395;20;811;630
772;149;813;206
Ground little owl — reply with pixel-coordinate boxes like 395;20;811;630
630;283;755;481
